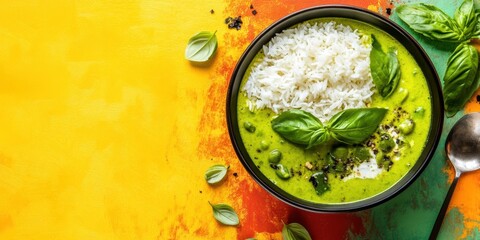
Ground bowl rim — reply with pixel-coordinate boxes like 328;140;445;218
226;4;444;212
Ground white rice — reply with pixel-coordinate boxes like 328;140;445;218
243;21;374;122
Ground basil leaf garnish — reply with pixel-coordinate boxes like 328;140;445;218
185;31;218;62
396;4;465;42
209;202;239;226
454;0;477;39
205;164;229;184
327;108;388;145
309;172;330;196
282;222;312;240
370;35;401;98
443;42;479;116
271;109;329;149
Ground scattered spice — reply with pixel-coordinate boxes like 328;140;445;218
233;172;238;177
250;4;254;9
386;8;392;15
210;9;214;14
225;16;243;30
252;9;257;15
476;95;480;103
200;190;203;193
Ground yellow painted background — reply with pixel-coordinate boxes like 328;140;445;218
0;0;247;239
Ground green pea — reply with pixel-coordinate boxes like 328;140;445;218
379;138;395;153
382;160;392;170
260;140;270;150
243;121;256;133
268;149;282;164
275;164;291;179
353;147;371;162
331;146;349;160
399;119;415;135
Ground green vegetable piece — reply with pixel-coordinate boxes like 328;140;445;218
208;202;239;226
260;140;270;150
382;160;393;170
334;162;345;172
398;88;409;103
331;146;349;160
185;31;218;62
443;42;479;117
271;109;329;148
309;172;330;195
275;164;291;179
353;147;371;162
396;4;465;42
399;119;415;135
244;121;256;133
205;164;229;185
282;222;312;240
379;138;395;153
376;151;385;166
414;107;425;117
370;35;401;98
268;149;283;164
327;108;388;145
453;0;477;38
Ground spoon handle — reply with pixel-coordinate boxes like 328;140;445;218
429;173;460;240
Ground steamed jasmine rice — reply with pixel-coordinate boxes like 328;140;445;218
243;21;374;122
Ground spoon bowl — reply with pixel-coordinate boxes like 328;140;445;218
430;112;480;239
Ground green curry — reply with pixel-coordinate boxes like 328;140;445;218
237;18;432;204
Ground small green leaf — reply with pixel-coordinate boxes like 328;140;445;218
370;35;401;98
275;164;291;179
185;31;218;62
282;222;312;240
309;172;330;196
271;109;329;148
443;42;479;116
205;164;229;184
396;4;464;42
327;108;387;145
209;202;239;226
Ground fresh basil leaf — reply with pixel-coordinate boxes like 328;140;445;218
205;164;229;184
443;42;479;116
209;202;239;226
473;12;480;38
327;108;388;145
282;222;312;240
453;0;477;39
185;31;218;62
271;109;329;148
370;35;401;98
396;4;465;42
309;172;330;196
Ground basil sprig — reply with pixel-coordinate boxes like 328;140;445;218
271;109;329;149
328;108;388;145
185;31;218;62
396;4;467;42
454;0;478;39
205;164;229;184
209;202;239;226
282;222;312;240
272;108;387;148
443;42;479;116
370;35;401;98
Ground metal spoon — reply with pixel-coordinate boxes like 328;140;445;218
429;112;480;240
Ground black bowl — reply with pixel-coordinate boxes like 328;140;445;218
226;5;444;212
